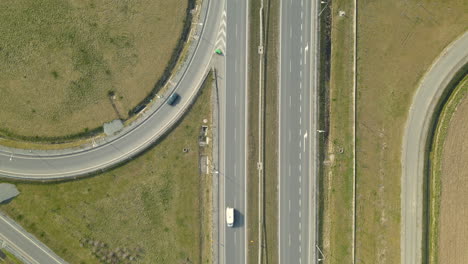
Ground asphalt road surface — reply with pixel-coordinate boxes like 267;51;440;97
279;0;319;263
217;0;249;263
0;0;223;180
0;213;67;264
401;31;468;264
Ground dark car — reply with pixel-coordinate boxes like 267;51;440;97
167;93;180;106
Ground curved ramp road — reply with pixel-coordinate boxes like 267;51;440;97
0;0;224;181
401;31;468;264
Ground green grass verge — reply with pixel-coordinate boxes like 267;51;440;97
428;75;468;264
322;0;355;262
247;0;279;263
0;73;214;264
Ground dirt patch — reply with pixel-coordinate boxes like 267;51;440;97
0;0;188;138
438;90;468;263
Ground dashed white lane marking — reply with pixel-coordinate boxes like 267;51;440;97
301;24;303;31
234;128;237;141
300;71;302;78
300;105;302;113
300;82;302;89
299;199;302;207
300;94;302;101
289;96;292;107
299;175;302;182
289;234;291;246
300;58;302;65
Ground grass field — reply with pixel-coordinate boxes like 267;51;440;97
0;0;188;138
323;0;468;263
355;0;468;263
0;74;213;264
429;76;468;264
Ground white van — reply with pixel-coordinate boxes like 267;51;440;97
226;207;234;227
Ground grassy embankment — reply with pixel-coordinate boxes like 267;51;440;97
321;0;355;263
0;74;214;264
247;0;279;263
428;75;468;264
0;0;188;140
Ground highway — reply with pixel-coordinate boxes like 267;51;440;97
217;0;249;263
279;0;319;263
0;0;223;180
401;31;468;264
0;213;67;264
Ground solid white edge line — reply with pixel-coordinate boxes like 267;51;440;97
278;0;283;263
244;0;249;263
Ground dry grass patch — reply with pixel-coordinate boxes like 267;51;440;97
356;0;467;263
0;75;213;264
0;0;188;138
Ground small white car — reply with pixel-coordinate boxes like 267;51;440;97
226;207;234;227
